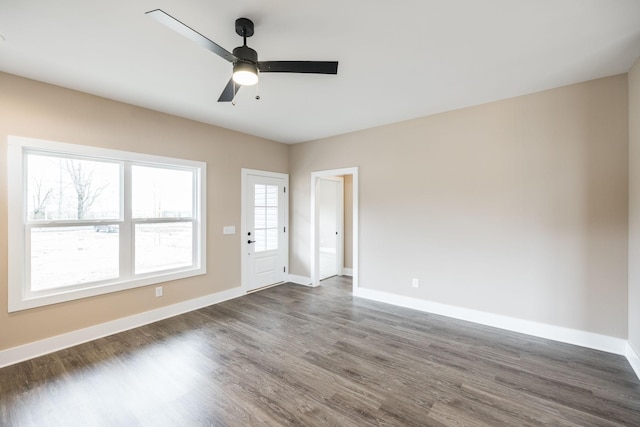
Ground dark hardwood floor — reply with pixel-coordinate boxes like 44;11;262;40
1;276;639;426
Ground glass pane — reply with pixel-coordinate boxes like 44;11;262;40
30;226;119;291
266;207;278;228
132;166;193;219
254;229;266;252
254;184;265;207
135;223;193;274
266;228;278;251
27;154;120;221
266;185;278;207
255;207;266;229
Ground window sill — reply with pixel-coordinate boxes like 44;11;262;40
8;267;206;312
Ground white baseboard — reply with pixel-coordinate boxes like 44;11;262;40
0;286;245;369
287;274;313;286
353;287;628;356
342;268;353;277
627;342;640;379
3;282;637;382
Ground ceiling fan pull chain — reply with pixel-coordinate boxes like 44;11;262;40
255;79;261;100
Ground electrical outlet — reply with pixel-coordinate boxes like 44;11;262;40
412;278;419;288
155;286;163;297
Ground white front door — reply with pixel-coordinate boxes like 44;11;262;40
242;169;288;292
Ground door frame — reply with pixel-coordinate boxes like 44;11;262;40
311;167;358;291
241;168;289;293
318;176;344;280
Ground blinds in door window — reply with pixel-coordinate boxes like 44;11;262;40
254;184;279;252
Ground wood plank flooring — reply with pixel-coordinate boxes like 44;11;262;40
1;276;639;426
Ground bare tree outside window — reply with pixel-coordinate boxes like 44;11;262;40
64;159;109;220
30;177;53;220
27;154;119;221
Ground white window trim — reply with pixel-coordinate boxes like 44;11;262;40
7;136;207;312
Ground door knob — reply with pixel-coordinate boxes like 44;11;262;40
248;240;256;244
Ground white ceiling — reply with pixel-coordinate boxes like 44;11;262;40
1;1;639;144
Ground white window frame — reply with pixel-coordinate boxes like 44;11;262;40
7;136;207;312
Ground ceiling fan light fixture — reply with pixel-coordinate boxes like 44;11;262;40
232;62;258;86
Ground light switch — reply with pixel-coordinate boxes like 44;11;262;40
223;226;236;235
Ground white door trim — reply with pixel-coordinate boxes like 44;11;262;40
311;167;358;293
241;168;289;293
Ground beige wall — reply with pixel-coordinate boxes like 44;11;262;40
0;69;633;352
0;72;288;350
629;59;640;352
290;75;629;338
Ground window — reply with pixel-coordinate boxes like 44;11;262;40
8;136;206;311
253;184;279;252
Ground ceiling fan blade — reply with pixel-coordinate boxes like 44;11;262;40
146;9;237;63
217;78;241;102
258;61;338;74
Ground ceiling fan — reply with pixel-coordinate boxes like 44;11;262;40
146;9;339;102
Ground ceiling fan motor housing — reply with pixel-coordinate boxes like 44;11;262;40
232;45;259;86
233;45;258;64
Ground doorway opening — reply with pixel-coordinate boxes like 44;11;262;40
311;167;358;292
